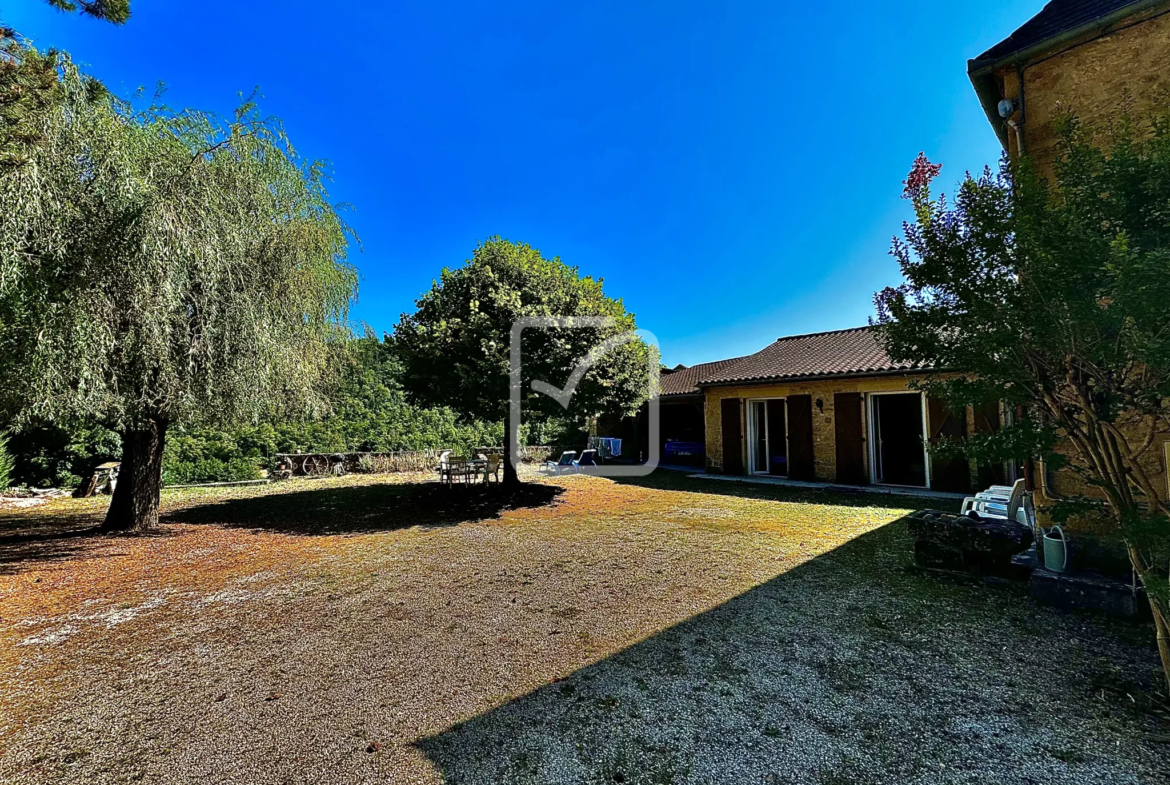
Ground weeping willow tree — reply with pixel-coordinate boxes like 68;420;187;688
0;40;357;530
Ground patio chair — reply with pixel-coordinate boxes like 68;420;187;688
482;453;502;486
435;450;452;483
961;478;1027;524
544;451;577;476
442;456;471;486
569;449;598;473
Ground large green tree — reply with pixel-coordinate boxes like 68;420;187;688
0;30;63;171
392;238;651;485
43;0;130;24
0;43;357;530
874;114;1170;692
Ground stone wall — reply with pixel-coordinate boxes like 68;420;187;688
704;373;948;483
994;6;1170;170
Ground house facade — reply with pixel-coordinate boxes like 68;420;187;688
660;327;997;493
659;1;1170;497
970;0;1170;505
969;0;1170;170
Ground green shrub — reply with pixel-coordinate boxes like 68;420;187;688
161;455;261;487
0;433;14;491
7;334;564;489
4;421;121;489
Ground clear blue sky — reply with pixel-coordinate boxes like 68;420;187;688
5;0;1040;366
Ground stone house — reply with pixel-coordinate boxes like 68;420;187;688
969;0;1170;505
969;0;1170;171
660;327;996;493
659;1;1170;497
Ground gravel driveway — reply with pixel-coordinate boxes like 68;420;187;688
1;472;1166;784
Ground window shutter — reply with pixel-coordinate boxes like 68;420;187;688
720;398;743;474
787;395;815;481
834;392;866;484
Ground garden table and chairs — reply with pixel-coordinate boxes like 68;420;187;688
436;452;500;486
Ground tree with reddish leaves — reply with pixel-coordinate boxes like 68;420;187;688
875;116;1170;694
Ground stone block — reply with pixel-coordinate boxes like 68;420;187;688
1029;567;1149;620
906;509;1033;578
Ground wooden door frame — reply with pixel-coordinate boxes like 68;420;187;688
745;396;788;475
866;390;932;489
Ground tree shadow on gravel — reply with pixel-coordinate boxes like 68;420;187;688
616;470;963;514
166;481;566;535
0;511;176;576
417;520;1166;785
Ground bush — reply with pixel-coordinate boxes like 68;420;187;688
0;433;14;491
356;453;383;474
5;334;563;489
4;421;121;489
161;456;261;487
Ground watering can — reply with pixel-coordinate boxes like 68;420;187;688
1043;525;1068;573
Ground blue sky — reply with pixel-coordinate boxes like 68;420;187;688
5;0;1040;366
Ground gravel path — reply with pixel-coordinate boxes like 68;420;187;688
1;472;1166;784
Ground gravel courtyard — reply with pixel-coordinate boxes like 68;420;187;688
1;471;1166;784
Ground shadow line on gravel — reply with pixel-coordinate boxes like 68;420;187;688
417;520;1165;785
165;481;567;535
614;471;962;514
0;510;178;577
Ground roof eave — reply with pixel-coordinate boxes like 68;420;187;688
659;392;704;402
967;67;1011;150
696;367;935;390
966;0;1167;149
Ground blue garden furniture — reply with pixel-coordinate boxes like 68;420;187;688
569;449;598;472
544;451;577;476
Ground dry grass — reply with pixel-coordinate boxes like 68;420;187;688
0;471;1165;784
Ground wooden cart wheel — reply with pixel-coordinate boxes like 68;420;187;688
304;455;329;476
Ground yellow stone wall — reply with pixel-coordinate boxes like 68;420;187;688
995;7;1170;169
703;373;941;482
1039;427;1170;505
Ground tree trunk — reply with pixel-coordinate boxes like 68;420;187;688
1152;597;1170;696
502;438;521;487
1126;544;1170;694
103;416;169;532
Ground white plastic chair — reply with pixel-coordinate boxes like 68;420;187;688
961;478;1027;524
436;450;453;483
482;454;501;485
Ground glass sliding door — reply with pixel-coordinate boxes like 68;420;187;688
748;400;769;474
766;398;788;476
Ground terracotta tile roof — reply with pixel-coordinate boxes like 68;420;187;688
975;0;1148;63
660;357;746;397
695;326;926;387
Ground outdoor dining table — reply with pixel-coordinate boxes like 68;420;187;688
441;457;488;485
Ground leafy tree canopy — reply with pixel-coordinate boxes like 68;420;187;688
392;237;652;482
0;41;357;528
44;0;130;24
